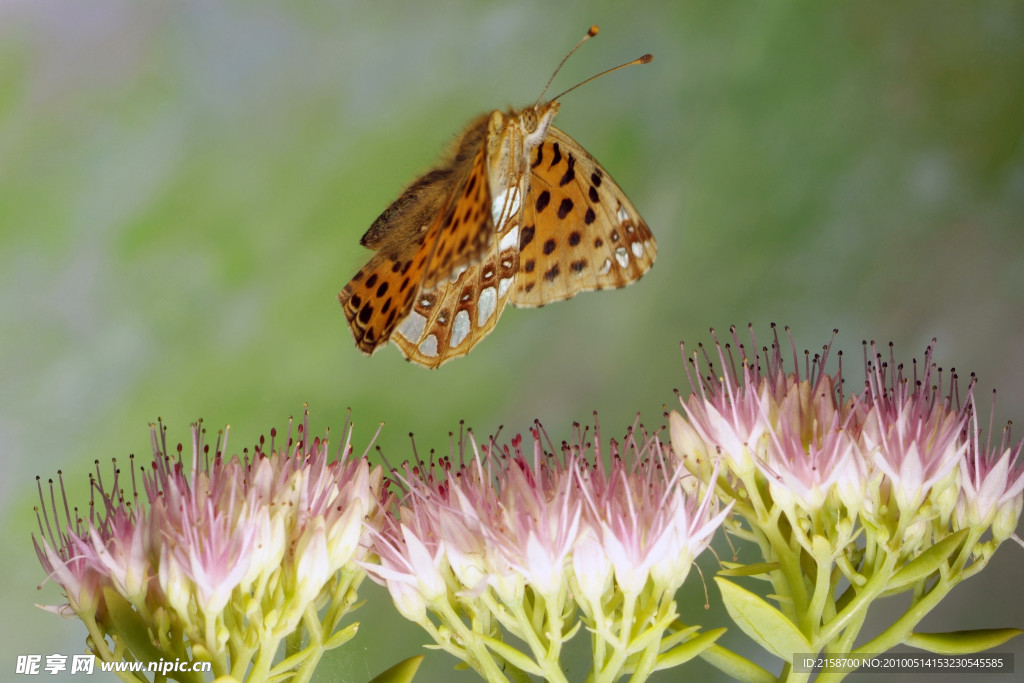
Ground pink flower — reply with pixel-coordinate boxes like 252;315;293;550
33;474;106;618
147;449;264;619
367;417;729;682
860;341;970;517
475;429;582;601
958;394;1024;542
670;324;1024;553
367;509;449;622
667;326;1024;680
34;412;383;678
572;420;728;597
671;325;864;516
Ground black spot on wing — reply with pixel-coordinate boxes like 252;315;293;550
559;155;576;186
520;225;535;248
557;198;573;219
549;143;562;169
536;191;550;213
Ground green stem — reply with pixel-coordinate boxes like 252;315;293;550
816;549;897;646
804;551;833;637
593;590;637;683
245;633;284;682
291;604;328;683
812;532;981;683
853;574;955;657
434;598;510;682
749;500;810;623
625;594;676;682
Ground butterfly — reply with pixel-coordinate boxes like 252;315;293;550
339;26;656;368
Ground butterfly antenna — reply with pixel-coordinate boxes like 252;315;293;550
548;52;653;104
534;24;601;108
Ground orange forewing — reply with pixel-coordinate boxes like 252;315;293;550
510;127;656;307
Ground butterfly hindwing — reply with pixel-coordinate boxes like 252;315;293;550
510;126;656;308
391;221;520;367
339;121;497;356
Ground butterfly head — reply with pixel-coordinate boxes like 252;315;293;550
485;100;560;191
520;100;560;148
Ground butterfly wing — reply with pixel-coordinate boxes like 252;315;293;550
339;119;499;357
338;249;419;354
510;126;656;308
418;143;496;291
391;221;520;367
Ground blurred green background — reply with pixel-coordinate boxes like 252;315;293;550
2;1;1022;681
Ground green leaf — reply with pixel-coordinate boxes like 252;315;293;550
658;621;702;650
476;632;545;677
905;628;1023;655
699;642;777;683
654;627;726;669
718;562;780;578
369;655;424;683
715;577;811;661
888;529;968;591
102;588;167;665
323;622;360;650
269;647;315;680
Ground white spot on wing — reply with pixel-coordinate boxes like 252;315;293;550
418;335;438;357
499;225;519;252
492;187;521;226
615;247;629;268
397;311;427;341
498;277;513;298
598;258;612;275
617;205;629;224
631;242;643;258
451;310;471;346
478;287;497;324
449;263;468;283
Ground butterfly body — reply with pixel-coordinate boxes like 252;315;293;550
339;42;655;368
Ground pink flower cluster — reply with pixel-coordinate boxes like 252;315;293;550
365;420;729;680
34;413;383;673
670;325;1024;546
